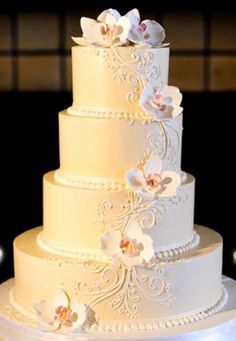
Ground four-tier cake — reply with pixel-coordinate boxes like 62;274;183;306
1;8;227;334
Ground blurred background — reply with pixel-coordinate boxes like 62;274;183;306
0;1;235;283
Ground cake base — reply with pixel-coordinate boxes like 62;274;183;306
0;277;236;340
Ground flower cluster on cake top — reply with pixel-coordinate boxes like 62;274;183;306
72;8;166;48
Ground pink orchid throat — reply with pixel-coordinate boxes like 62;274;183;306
151;94;167;112
100;24;121;39
54;305;78;326
145;173;162;190
138;22;147;31
120;237;143;257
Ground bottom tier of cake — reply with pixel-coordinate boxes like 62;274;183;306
11;225;225;332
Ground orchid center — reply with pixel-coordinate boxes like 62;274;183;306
138;23;147;31
146;173;162;189
100;24;120;41
120;237;142;257
54;305;78;326
151;94;167;111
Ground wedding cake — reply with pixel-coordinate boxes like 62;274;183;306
2;8;227;333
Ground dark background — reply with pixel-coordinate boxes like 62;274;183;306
0;1;236;284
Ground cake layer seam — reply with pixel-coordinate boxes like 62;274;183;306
54;170;187;191
54;170;127;191
68;106;151;122
37;230;199;261
91;286;228;332
7;285;227;332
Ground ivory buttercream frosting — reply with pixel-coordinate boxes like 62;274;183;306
1;8;226;334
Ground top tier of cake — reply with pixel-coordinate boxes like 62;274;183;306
71;46;169;115
58;45;183;184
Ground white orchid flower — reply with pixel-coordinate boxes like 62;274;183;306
34;288;87;332
72;8;131;47
100;223;154;266
126;154;181;200
140;84;183;120
126;8;165;47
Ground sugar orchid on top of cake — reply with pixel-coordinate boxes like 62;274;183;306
72;8;182;123
72;8;168;48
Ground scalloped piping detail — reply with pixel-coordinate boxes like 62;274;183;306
67;106;151;122
37;231;199;262
8;286;228;332
90;286;228;332
54;170;186;191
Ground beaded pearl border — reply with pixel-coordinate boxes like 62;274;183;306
54;170;186;192
7;285;227;333
54;170;127;192
155;231;200;259
37;231;199;261
67;106;150;121
90;286;227;332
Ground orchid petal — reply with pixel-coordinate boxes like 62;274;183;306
129;19;165;46
160;42;170;47
161;86;183;106
158;171;181;197
128;29;144;45
125;8;140;27
142;20;165;45
139;82;159;117
143;101;161;118
155;106;174;120
80;17;104;44
112;39;129;47
72;37;91;46
125;167;146;190
104;12;118;26
140;82;162;118
171;105;183;117
126;223;154;263
140;82;155;102
125;222;143;239
34;299;55;325
144;154;163;177
140;234;154;263
100;230;122;258
54;288;69;310
97;8;121;22
118;16;131;41
70;300;87;330
162;96;172;106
